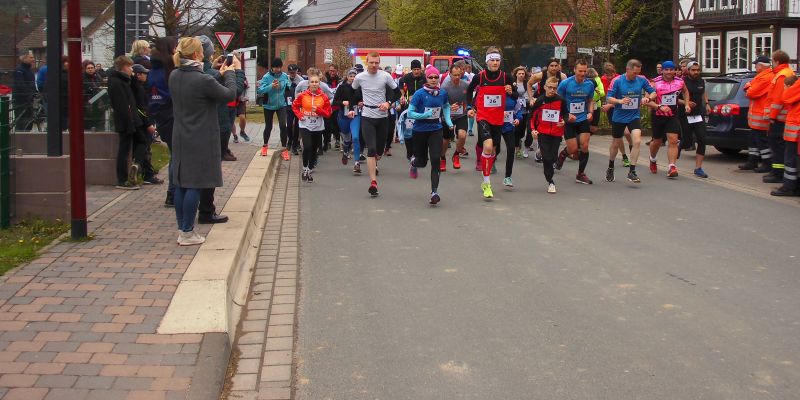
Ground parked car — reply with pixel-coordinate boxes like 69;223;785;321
705;72;755;155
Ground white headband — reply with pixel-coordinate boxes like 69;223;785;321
486;53;501;63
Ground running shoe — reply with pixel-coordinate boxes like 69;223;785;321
281;148;290;161
440;158;447;172
649;160;657;174
232;135;239;143
429;192;441;205
468;130;474;136
575;173;593;184
353;162;361;174
627;171;641;183
307;170;314;182
606;167;614;182
115;181;140;190
240;132;251;142
515;149;523;159
334;140;341;149
522;148;529;158
547;183;556;193
292;146;300;155
128;163;140;184
534;150;542;163
359;154;366;161
409;165;418;179
693;168;708;178
452;153;461;169
667;165;678;178
368;181;379;197
261;145;268;156
385;148;392;156
301;170;309;182
481;182;493;198
341;151;348;165
459;149;469;158
503;177;513;188
555;151;567;170
622;155;631;167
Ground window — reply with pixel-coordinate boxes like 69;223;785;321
434;59;450;74
699;0;716;11
703;36;721;73
753;33;773;61
720;0;737;9
727;32;749;72
742;0;758;13
765;0;780;11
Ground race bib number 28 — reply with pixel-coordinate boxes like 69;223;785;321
542;109;560;123
483;95;501;108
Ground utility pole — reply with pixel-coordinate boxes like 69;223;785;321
267;0;272;67
67;0;87;239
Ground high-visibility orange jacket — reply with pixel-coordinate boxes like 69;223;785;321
768;64;795;123
746;68;775;131
782;81;800;142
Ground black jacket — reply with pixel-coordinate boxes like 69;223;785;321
107;70;142;134
12;62;36;106
131;77;150;126
331;82;362;112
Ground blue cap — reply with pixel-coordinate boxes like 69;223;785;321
661;61;676;70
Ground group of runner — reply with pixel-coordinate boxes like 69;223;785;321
262;49;715;205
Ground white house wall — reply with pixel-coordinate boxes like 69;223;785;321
679;32;698;59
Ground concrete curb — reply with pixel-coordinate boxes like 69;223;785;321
159;150;281;338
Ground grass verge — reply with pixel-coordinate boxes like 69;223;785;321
0;219;70;276
151;142;170;173
245;106;265;123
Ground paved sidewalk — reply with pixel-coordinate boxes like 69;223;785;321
0;142;258;400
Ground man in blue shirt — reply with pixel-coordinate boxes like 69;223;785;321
605;59;655;183
556;59;596;184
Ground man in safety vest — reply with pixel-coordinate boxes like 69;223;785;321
763;50;795;183
741;55;774;171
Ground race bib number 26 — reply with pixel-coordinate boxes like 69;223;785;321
483;95;501;108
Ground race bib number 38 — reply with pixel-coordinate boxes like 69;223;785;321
569;102;586;114
542;109;560;123
483;95;501;108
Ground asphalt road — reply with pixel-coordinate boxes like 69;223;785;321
295;136;800;400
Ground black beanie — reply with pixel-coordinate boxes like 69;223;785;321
410;60;422;69
272;57;283;68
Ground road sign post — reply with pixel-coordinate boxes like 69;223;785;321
215;32;235;52
549;22;574;64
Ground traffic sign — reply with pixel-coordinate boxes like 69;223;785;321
549;22;574;45
577;47;593;55
215;32;235;51
554;46;567;59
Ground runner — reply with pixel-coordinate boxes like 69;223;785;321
683;61;712;178
295;68;335;165
466;46;516;199
256;57;290;158
511;66;531;159
556;59;596;184
331;69;361;165
530;76;569;193
352;51;399;197
600;62;631;166
292;74;332;182
398;60;426;160
605;59;654;183
324;64;342;151
527;58;567;101
647;61;692;178
285;64;304;155
501;89;524;188
407;65;454;204
587;67;605;139
440;63;469;170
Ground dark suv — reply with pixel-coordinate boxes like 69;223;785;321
705;72;755;155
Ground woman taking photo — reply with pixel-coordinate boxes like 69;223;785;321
169;37;239;246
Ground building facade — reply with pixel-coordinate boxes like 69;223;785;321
272;0;391;70
674;0;800;74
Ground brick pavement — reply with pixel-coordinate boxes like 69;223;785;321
222;156;299;400
0;142;261;400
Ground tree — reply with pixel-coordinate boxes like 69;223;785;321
496;0;559;67
378;0;501;55
149;0;223;37
213;0;291;66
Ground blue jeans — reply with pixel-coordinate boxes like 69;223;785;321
350;112;361;159
174;187;200;232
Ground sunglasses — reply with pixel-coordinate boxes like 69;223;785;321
427;75;439;79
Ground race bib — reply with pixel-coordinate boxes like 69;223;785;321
453;104;464;114
569;102;586;114
621;97;640;110
286;97;293;105
300;116;323;131
483;95;502;108
662;93;677;106
405;118;415;129
687;115;703;124
504;111;514;124
542;109;560;123
517;98;527;110
425;107;442;119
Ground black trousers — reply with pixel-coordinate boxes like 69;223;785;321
538;134;562;183
412;129;443;192
198;188;216;218
301;128;323;168
116;130;147;184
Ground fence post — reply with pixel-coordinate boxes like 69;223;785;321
0;96;10;229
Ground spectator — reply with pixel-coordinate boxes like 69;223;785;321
108;55;147;190
131;40;152;70
59;56;69;130
95;63;107;80
82;60;103;130
169;36;238;245
148;36;178;206
36;63;47;114
131;64;163;184
12;49;36;131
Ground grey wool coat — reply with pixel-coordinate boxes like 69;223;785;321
169;64;237;188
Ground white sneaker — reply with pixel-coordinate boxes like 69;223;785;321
178;231;205;246
547;183;556;193
522;148;529;158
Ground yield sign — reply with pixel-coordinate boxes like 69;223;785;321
549;23;574;45
215;32;235;51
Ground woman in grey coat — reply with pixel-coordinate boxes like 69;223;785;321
168;37;239;245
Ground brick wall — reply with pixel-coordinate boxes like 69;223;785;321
274;30;392;70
